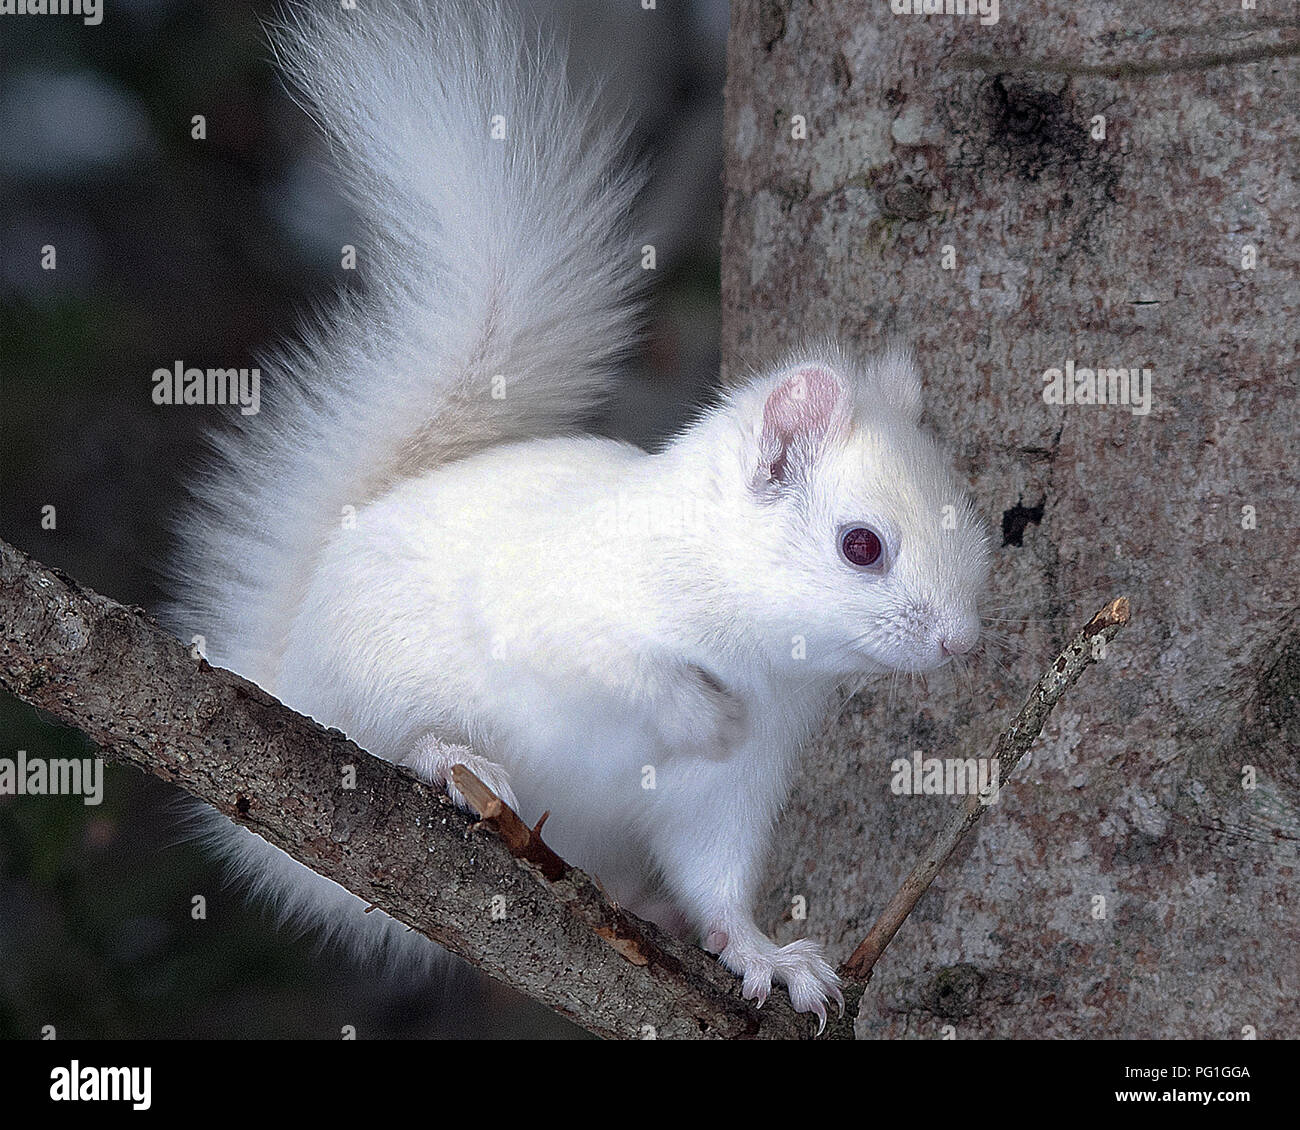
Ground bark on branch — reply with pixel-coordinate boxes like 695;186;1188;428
0;537;810;1040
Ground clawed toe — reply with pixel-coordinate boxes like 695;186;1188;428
721;934;841;1028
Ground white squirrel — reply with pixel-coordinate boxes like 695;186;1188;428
169;0;991;1029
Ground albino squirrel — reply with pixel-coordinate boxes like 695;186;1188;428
170;0;990;1029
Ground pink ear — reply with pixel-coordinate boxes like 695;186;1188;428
759;365;847;485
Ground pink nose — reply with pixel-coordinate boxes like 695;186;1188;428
940;636;974;657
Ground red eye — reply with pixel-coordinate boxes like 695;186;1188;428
841;526;883;568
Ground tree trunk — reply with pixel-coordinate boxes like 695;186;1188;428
722;0;1299;1038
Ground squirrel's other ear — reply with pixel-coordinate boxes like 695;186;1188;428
756;364;849;487
863;348;924;423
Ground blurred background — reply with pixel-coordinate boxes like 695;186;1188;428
0;0;727;1038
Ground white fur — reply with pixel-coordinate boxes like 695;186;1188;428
167;1;990;1027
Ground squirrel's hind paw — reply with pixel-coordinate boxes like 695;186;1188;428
720;934;844;1034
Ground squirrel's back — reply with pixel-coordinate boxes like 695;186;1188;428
166;0;644;687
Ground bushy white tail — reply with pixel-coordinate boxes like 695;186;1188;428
168;0;643;685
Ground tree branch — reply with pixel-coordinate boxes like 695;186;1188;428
0;538;811;1040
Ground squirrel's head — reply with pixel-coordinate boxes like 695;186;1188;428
700;347;991;679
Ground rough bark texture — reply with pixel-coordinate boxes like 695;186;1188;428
723;2;1299;1038
0;539;812;1041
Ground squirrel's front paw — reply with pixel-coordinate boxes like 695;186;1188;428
401;735;519;813
718;935;844;1033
